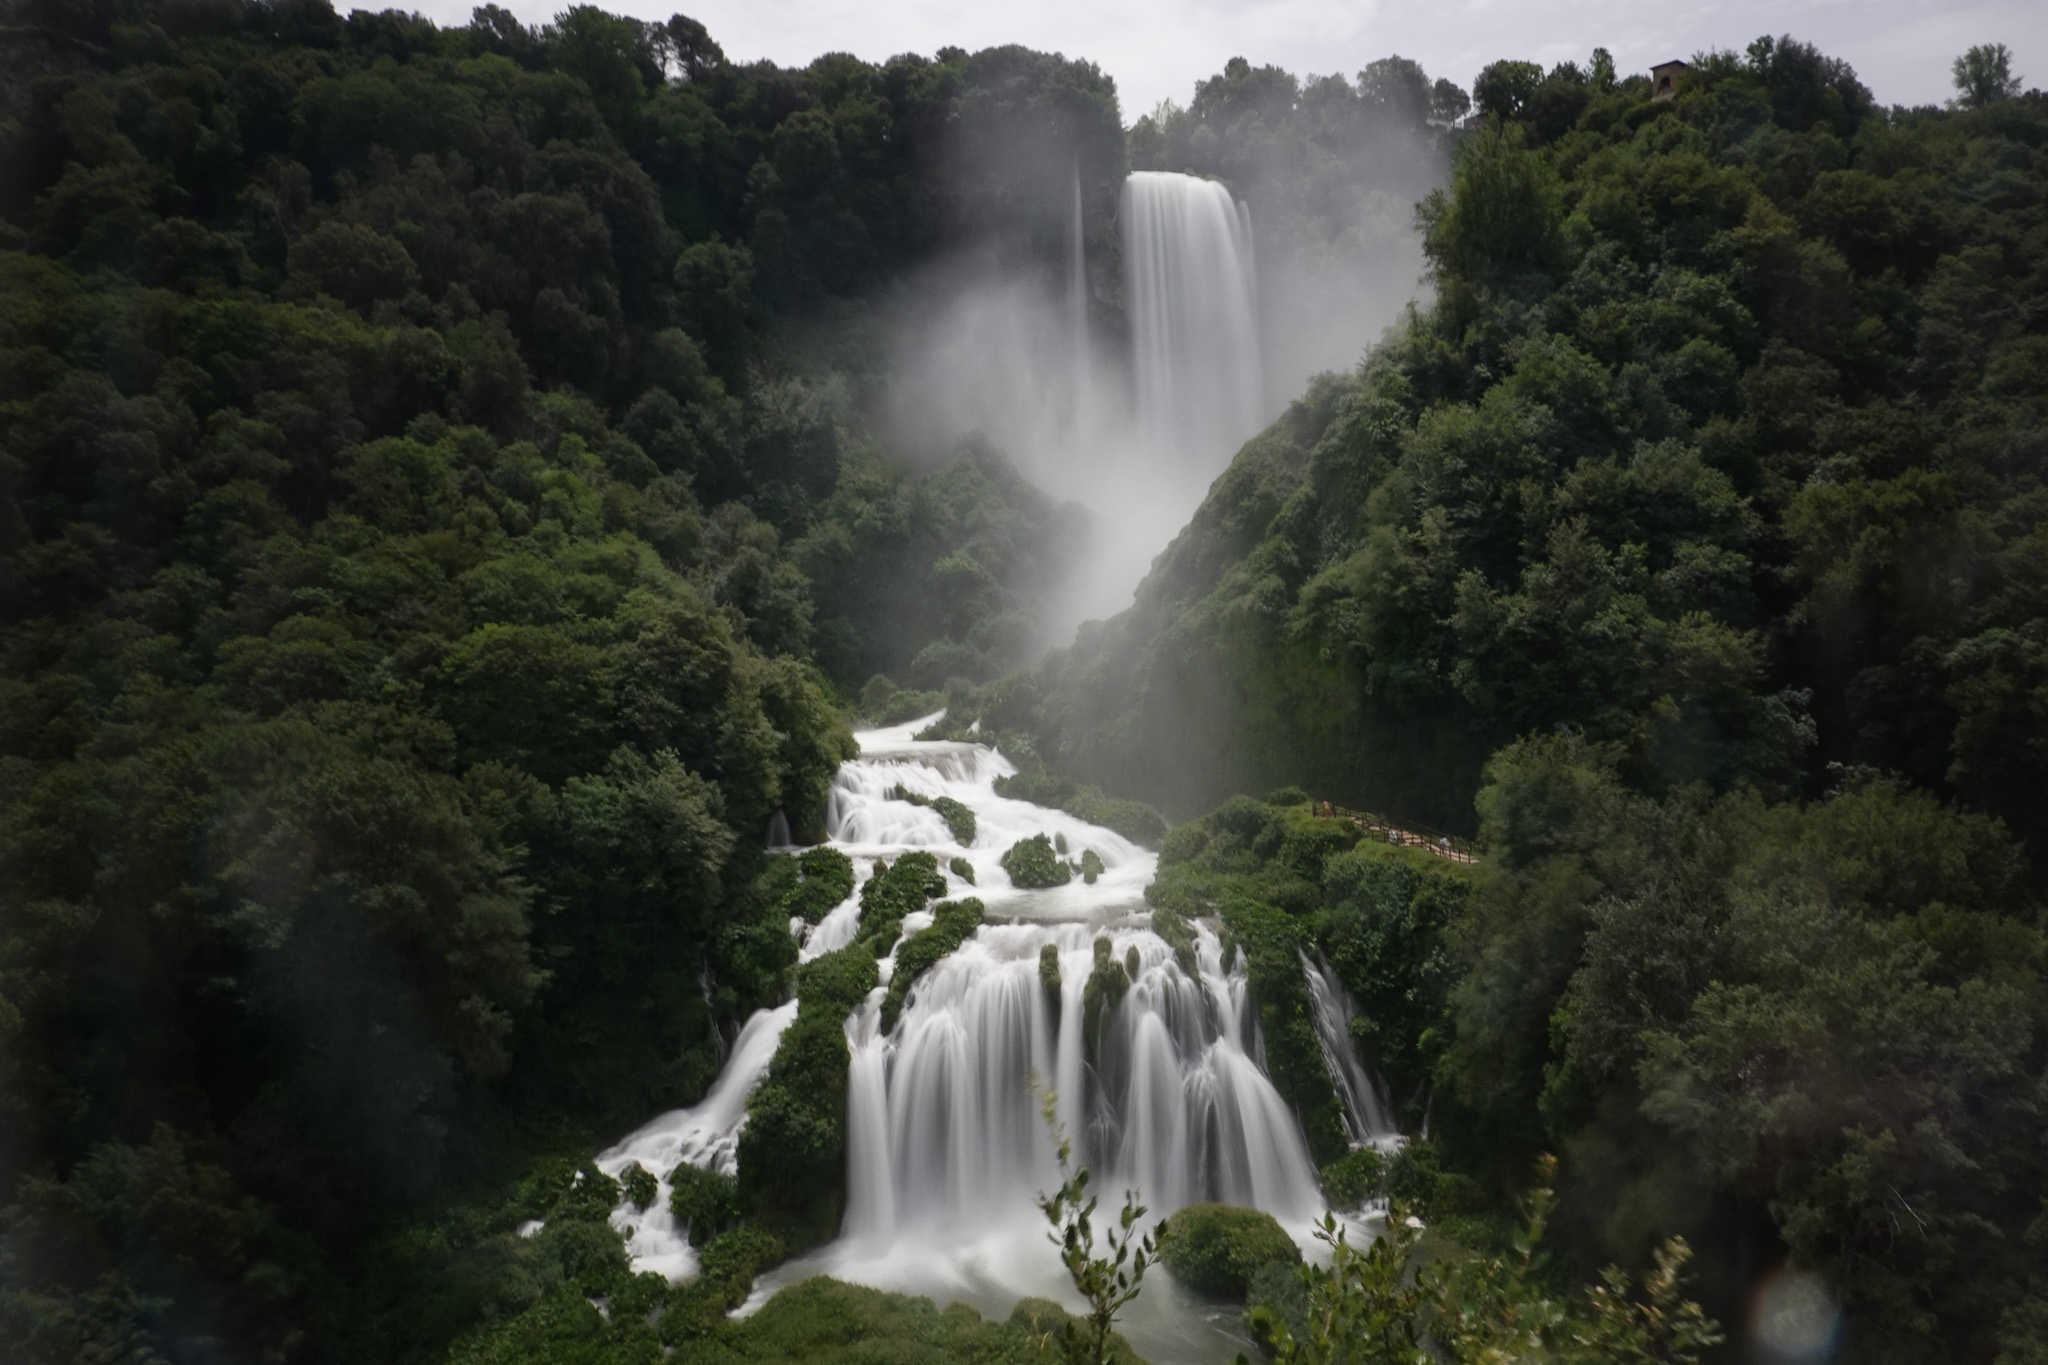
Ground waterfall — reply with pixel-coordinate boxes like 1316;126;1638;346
599;711;1392;1356
1301;953;1400;1149
1121;170;1264;468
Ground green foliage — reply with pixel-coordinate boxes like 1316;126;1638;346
880;898;985;1032
620;1162;658;1212
691;1274;1118;1362
1149;904;1198;976
1318;1148;1386;1209
1002;833;1074;889
773;846;858;924
1040;943;1063;1001
1155;1203;1300;1302
1254;1166;1721;1364
666;1164;740;1246
736;946;877;1251
949;855;976;885
1952;43;2023;107
854;851;946;953
891;783;979;845
1080;936;1130;1064
1036;1096;1159;1365
1079;848;1105;884
989;767;1169;847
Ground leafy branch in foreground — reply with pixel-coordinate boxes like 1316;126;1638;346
1036;1091;1158;1365
1252;1155;1721;1364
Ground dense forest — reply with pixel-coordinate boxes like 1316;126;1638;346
2;2;2044;1363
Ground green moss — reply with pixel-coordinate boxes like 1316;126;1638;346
1081;935;1129;1064
879;898;984;1032
855;851;945;953
1157;1203;1301;1302
620;1162;658;1211
1151;904;1199;976
1039;942;1061;1002
1124;944;1140;980
667;1163;741;1245
1080;848;1104;884
930;795;976;845
736;945;879;1251
1000;833;1072;888
949;854;976;884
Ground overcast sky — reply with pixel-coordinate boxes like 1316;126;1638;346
407;0;2044;120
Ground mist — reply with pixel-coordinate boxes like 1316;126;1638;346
864;116;1438;651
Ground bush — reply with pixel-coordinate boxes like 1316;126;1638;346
620;1162;658;1212
1081;935;1129;1062
1319;1147;1387;1208
1264;785;1312;807
856;851;945;952
880;898;984;1031
778;846;856;924
667;1164;740;1245
1002;833;1072;888
1157;1203;1301;1301
1151;905;1198;975
949;854;975;884
931;795;976;845
1040;942;1061;999
1080;848;1105;883
695;1223;784;1309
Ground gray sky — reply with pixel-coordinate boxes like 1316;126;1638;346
407;0;2043;120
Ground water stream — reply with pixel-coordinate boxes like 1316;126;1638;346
596;713;1394;1360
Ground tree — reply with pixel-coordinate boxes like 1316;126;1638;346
1472;59;1542;121
1952;43;2023;107
1036;1094;1157;1365
1430;76;1472;125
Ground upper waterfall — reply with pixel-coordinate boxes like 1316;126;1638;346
1122;170;1265;468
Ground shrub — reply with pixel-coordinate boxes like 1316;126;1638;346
1151;905;1198;976
1040;942;1062;1000
1157;1203;1301;1301
856;851;945;952
1264;785;1312;807
1080;848;1105;883
1319;1148;1387;1208
880;897;984;1031
620;1162;657;1212
695;1223;784;1309
949;854;976;884
930;795;976;845
667;1164;740;1245
778;846;856;924
1002;833;1072;888
1081;936;1129;1062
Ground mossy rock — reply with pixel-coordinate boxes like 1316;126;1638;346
1001;833;1072;889
1080;847;1104;883
1081;935;1129;1063
880;897;984;1032
1157;1203;1301;1302
1039;942;1061;1003
930;795;976;845
856;851;946;952
1151;905;1199;976
949;854;975;884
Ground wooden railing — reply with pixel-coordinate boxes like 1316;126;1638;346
1315;802;1479;865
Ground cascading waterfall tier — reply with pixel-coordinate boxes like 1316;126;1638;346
597;712;1393;1359
1121;170;1265;470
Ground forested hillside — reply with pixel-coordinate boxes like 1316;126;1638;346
954;39;2048;1361
0;2;1118;1358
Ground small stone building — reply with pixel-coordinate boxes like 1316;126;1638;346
1651;59;1691;101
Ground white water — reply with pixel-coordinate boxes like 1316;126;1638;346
1122;171;1265;470
600;712;1394;1360
1302;954;1402;1152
